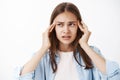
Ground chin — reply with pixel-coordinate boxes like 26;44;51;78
60;40;73;45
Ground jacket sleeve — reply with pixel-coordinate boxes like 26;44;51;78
106;60;120;80
18;53;48;80
19;71;35;80
91;46;120;80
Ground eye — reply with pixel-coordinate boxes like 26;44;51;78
68;23;76;27
56;23;63;27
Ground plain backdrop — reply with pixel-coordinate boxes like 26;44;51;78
0;0;120;80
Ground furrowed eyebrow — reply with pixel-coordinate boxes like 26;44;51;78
56;21;77;23
56;22;64;23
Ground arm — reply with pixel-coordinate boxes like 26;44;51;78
20;24;55;76
20;47;48;75
78;21;106;74
81;44;106;74
78;21;120;79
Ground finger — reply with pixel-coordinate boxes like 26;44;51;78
78;21;84;32
81;21;88;30
46;23;55;32
49;23;56;32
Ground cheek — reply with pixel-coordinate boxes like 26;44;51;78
71;27;78;34
55;27;60;36
73;31;77;37
71;29;78;39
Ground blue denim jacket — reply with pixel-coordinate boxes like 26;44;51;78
18;46;120;80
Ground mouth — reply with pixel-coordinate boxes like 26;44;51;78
62;36;71;40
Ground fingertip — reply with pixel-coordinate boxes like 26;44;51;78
53;21;56;25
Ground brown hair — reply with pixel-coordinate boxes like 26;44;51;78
49;2;93;73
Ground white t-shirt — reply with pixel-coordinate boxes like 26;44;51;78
54;51;79;80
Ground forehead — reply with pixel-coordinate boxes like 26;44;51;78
54;11;77;22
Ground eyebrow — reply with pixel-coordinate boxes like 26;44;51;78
68;21;77;23
56;21;77;23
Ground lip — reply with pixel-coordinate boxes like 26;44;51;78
62;36;71;40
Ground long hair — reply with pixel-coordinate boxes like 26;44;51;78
49;2;93;73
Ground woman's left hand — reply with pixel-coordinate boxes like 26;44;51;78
78;21;91;46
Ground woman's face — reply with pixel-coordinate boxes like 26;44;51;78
54;11;78;46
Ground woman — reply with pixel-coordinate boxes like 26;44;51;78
19;2;120;80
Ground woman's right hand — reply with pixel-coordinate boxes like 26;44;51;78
41;23;55;50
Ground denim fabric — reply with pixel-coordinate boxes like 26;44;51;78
18;46;120;80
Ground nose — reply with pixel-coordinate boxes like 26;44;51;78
63;26;70;33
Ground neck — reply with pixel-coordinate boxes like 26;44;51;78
59;44;73;52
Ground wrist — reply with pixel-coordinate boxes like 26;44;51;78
41;46;49;52
41;44;50;50
80;43;89;48
36;46;48;56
